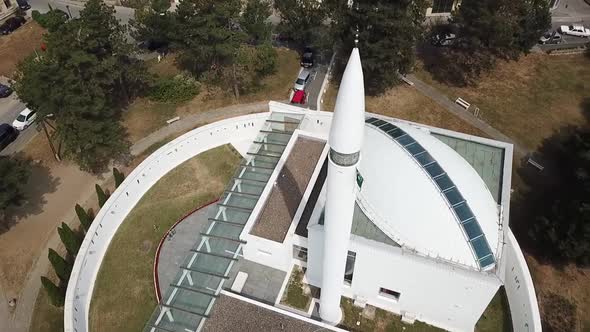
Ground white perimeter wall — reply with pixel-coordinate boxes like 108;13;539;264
503;230;542;332
307;225;502;332
64;112;271;332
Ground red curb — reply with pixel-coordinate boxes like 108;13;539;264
153;199;220;302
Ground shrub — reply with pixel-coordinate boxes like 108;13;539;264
57;222;81;257
113;167;125;188
75;204;92;231
95;184;108;208
41;276;64;307
48;248;72;282
149;74;200;103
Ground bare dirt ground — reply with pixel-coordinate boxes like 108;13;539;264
0;21;45;78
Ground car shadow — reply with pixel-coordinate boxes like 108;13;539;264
0;154;60;234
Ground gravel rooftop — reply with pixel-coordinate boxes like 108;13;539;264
202;294;321;332
250;137;325;242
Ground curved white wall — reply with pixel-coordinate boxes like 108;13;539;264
503;230;542;332
64;112;271;332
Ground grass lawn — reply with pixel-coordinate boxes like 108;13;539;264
280;266;311;311
476;287;512;332
323;82;487;137
88;145;240;332
414;53;590;150
123;47;299;143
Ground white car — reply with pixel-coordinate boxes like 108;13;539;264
559;24;590;38
294;69;312;91
12;108;37;130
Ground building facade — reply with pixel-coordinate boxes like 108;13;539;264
0;0;17;23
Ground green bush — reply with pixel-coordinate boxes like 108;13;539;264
95;183;108;208
48;248;72;282
41;276;64;307
75;203;92;231
113;167;125;188
57;222;81;257
149;74;200;103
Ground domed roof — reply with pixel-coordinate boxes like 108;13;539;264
357;119;499;270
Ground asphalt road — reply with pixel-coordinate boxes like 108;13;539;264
0;76;37;156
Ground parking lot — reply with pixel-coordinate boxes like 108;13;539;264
0;76;38;156
289;50;331;110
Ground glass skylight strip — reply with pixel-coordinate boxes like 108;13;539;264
365;119;496;270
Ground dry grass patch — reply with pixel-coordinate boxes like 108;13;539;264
123;99;177;143
0;21;45;78
414;53;590;149
526;255;590;331
89;145;240;332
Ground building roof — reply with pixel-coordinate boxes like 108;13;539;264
250;137;325;242
357;119;500;269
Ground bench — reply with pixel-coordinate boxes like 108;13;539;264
400;76;414;86
527;158;544;171
166;116;180;124
455;97;471;109
231;271;248;293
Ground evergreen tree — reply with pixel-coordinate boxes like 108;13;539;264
41;276;64;307
274;0;327;47
48;248;72;281
173;0;245;75
0;157;30;224
240;0;272;44
95;184;108;207
113;167;125;188
329;0;427;95
58;222;82;257
13;0;150;173
75;203;92;231
129;0;174;48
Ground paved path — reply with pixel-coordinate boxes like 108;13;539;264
1;101;270;332
404;74;530;158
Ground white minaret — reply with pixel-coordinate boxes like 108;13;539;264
319;47;365;324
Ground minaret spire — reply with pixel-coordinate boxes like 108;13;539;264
319;47;365;324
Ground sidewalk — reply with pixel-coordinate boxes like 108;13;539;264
404;74;530;158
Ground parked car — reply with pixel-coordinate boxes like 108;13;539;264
431;32;457;46
0;16;26;35
294;69;312;91
290;89;306;104
559;24;590;38
0;83;12;98
538;31;563;44
0;124;18;151
16;0;31;10
12;108;36;130
301;47;314;68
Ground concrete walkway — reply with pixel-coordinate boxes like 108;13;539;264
404;74;530;158
1;101;270;332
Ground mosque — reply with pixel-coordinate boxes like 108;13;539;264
65;48;542;332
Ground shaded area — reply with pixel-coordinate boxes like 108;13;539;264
224;259;286;305
1;157;59;234
475;286;513;332
251;137;325;243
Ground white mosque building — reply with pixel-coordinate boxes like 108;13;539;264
65;48;542;332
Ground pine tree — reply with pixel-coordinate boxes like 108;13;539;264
48;248;72;281
274;0;327;47
113;167;125;188
329;0;428;95
75;204;92;231
129;0;173;48
240;0;272;44
13;0;149;173
41;276;65;307
95;184;108;208
58;223;82;257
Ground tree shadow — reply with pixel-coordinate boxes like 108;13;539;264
0;154;61;234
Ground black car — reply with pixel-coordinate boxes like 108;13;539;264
301;47;314;68
16;0;30;10
0;16;26;35
0;124;18;152
0;83;12;98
